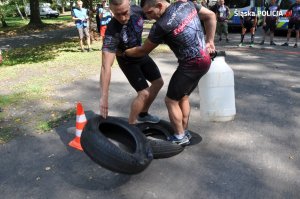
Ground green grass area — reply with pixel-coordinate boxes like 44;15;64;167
1;39;78;66
0;93;23;107
37;108;76;132
0;127;16;144
0;40;103;143
0;13;73;36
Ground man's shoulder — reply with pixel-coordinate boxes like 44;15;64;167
106;19;122;34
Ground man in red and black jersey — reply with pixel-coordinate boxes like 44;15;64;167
125;0;216;145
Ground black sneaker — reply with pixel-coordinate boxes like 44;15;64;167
168;135;190;146
281;42;289;46
219;38;222;42
270;41;276;46
259;41;264;45
294;44;298;48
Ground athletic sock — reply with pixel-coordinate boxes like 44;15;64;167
251;34;255;43
174;133;185;140
139;112;148;117
241;34;245;43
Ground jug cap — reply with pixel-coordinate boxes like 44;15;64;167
210;51;226;60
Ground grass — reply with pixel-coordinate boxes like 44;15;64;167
0;39;78;66
0;40;103;142
0;93;23;107
0;12;73;36
0;127;16;144
37;108;76;132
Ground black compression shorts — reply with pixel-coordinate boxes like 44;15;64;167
263;20;277;32
116;55;162;92
288;18;300;30
167;68;209;101
243;21;255;30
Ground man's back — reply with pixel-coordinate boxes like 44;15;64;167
148;1;206;67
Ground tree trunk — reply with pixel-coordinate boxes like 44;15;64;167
23;0;28;18
16;3;25;20
61;0;65;14
0;14;8;27
28;0;45;28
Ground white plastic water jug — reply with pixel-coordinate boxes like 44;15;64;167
198;51;236;122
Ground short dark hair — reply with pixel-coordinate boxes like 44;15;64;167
141;0;164;8
110;0;125;6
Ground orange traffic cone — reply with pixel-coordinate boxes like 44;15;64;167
68;102;87;151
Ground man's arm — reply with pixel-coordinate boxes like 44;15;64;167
98;8;103;19
199;6;216;53
100;51;116;118
124;39;159;57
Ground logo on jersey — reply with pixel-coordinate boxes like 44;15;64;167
122;25;128;43
173;9;197;36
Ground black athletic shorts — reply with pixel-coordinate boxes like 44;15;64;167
288;18;300;31
167;68;209;101
243;21;255;30
116;55;161;92
264;19;277;32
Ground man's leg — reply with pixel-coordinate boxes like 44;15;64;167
260;25;267;45
179;95;190;130
165;97;185;135
282;29;293;46
129;78;163;124
239;27;246;46
79;39;84;51
217;22;222;41
250;26;255;46
77;28;85;51
141;78;163;113
84;27;91;50
224;22;229;42
295;30;299;48
128;89;150;124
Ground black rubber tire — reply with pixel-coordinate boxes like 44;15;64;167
81;115;153;174
136;120;184;159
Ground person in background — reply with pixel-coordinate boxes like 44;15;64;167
95;3;102;34
260;0;280;46
239;6;257;47
100;0;164;125
281;0;300;48
125;0;216;145
210;0;219;14
201;0;208;8
98;0;113;41
216;0;229;42
72;0;91;52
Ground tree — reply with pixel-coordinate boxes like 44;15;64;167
28;0;44;28
0;1;15;28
